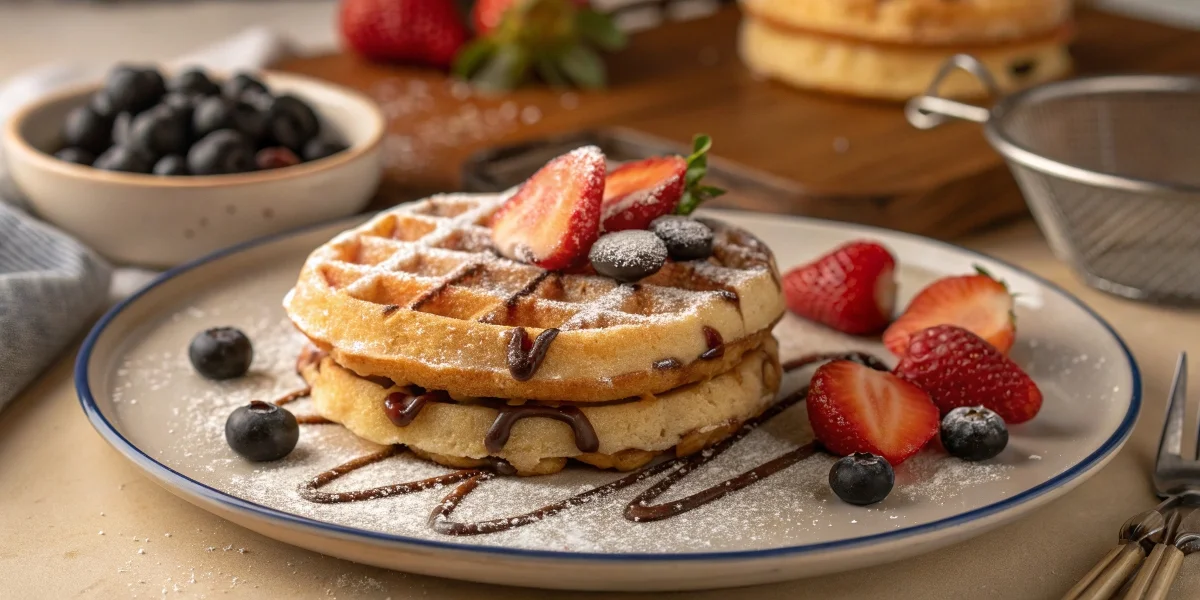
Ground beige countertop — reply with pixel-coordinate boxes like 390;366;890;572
3;220;1199;599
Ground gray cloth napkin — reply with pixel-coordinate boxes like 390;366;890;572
0;28;293;410
0;204;110;407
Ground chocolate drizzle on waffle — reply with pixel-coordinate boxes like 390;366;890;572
653;358;683;370
483;405;600;454
506;327;560;381
363;375;397;389
700;326;725;360
286;195;786;403
384;389;444;427
296;352;886;535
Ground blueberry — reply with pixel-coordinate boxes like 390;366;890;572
192;96;231;139
301;139;347;162
192;97;266;143
55;147;95;166
103;65;165;114
241;89;276;112
168;68;220;96
589;230;668;282
135;68;167;109
829;452;894;506
187;129;256;175
267;95;320;151
63;105;112;155
90;91;118;119
129;105;189;159
161;92;197;122
153;154;188;176
255;146;301;170
101;65;144;114
224;400;299;462
111;111;135;147
940;406;1008;461
188;326;253;379
230;101;269;144
223;72;269;100
649;216;713;261
93;146;152;173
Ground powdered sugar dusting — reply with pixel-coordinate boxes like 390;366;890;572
103;275;1037;555
589;231;668;271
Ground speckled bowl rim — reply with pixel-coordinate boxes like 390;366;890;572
4;69;386;188
75;211;1141;563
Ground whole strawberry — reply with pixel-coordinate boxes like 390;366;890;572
340;0;469;68
782;241;896;335
894;325;1043;424
883;267;1015;358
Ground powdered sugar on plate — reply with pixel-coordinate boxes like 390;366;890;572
101;267;1040;555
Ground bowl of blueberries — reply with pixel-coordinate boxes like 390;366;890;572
2;65;386;267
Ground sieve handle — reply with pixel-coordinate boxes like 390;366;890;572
906;54;999;129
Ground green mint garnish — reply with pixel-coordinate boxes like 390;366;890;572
674;134;726;216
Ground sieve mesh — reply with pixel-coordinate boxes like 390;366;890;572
909;55;1200;304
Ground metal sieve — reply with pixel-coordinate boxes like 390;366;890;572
907;54;1200;305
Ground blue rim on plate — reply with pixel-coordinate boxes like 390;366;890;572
75;212;1142;563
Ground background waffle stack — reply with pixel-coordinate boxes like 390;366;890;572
738;0;1074;100
285;192;787;475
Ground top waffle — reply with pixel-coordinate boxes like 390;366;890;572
740;0;1072;45
284;192;785;402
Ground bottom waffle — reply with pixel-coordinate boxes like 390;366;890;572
300;338;782;476
739;16;1071;100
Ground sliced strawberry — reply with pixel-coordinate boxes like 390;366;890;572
894;325;1042;424
807;360;940;465
782;241;897;335
600;156;687;232
883;269;1014;358
490;145;605;271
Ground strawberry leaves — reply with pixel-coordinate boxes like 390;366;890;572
576;8;626;51
454;0;625;91
674;134;726;216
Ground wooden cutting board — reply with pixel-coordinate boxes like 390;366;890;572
277;6;1200;239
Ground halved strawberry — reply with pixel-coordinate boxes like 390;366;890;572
782;241;897;335
807;360;939;465
883;268;1014;358
490;146;605;270
894;325;1042;424
600;156;686;232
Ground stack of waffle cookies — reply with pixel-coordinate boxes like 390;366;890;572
739;0;1074;100
285;193;787;476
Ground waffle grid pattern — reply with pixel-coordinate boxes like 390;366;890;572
311;194;775;332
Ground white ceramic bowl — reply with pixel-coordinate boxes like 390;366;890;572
2;70;386;267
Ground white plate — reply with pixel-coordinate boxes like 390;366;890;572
77;210;1140;591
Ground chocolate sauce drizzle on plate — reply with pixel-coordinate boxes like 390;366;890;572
506;327;560;381
300;447;479;503
295;351;883;536
271;386;332;425
781;351;890;373
484;405;600;453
